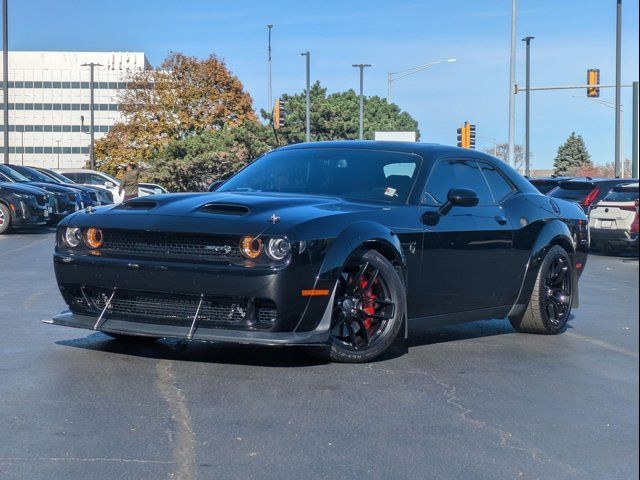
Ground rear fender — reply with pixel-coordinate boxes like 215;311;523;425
508;220;579;318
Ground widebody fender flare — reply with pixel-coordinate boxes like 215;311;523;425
294;221;408;335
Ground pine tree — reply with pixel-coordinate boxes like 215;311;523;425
553;132;592;175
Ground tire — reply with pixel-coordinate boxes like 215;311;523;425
313;250;405;363
0;203;11;235
600;242;624;257
509;245;573;334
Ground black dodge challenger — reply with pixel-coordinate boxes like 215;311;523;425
47;142;589;362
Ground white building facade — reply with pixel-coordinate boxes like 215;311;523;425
1;51;151;168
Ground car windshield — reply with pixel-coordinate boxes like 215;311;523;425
0;164;31;182
11;165;53;183
603;186;639;202
218;148;422;204
37;168;73;184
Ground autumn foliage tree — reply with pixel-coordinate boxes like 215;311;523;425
94;52;256;175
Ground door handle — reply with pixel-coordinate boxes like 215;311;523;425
494;215;508;225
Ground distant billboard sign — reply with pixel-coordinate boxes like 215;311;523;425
374;131;416;142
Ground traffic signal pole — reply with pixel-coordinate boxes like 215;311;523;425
614;0;622;178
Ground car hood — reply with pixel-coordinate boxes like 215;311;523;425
65;191;386;237
24;182;80;194
0;182;48;196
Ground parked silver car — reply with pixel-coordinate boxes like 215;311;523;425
589;183;639;255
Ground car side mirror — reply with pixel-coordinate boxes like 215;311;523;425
208;180;224;192
105;181;115;188
438;188;479;216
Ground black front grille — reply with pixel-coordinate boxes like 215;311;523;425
70;287;276;331
101;230;242;260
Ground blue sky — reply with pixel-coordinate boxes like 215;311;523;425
9;0;640;169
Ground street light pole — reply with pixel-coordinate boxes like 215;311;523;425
522;36;534;178
55;139;61;169
386;58;456;104
352;64;371;140
267;24;273;113
507;0;517;166
81;62;102;170
300;51;311;142
614;0;622;178
2;0;9;164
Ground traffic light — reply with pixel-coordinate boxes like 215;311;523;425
587;68;600;98
273;98;286;129
456;122;476;149
457;123;469;148
468;123;476;149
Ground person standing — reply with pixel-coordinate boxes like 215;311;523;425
119;163;140;201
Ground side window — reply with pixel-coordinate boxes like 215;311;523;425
425;159;493;205
479;163;515;203
89;174;109;185
63;172;81;182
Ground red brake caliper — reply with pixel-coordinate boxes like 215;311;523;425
360;277;376;330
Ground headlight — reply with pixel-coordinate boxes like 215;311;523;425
13;193;32;199
240;236;263;259
84;227;103;249
63;227;82;248
265;238;291;261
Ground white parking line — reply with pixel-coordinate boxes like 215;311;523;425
566;331;639;359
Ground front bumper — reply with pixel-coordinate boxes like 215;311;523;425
45;308;332;346
11;199;49;227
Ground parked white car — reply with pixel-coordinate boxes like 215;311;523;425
54;169;155;204
589;182;639;256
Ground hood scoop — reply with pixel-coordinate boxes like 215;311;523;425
118;200;158;210
200;203;249;216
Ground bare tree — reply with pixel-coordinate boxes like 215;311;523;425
483;143;526;172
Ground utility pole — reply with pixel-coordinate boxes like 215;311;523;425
267;24;273;114
522;36;534;178
507;0;517;166
633;81;638;178
352;64;371;140
2;0;8;164
614;0;622;178
81;62;102;170
300;51;311;142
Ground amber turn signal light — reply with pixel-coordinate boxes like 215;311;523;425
301;289;330;297
84;227;104;249
240;236;263;259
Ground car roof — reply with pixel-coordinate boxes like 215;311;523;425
560;177;638;183
54;168;105;173
529;176;570;182
277;141;492;158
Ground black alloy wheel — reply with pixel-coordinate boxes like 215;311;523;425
325;250;405;362
509;245;573;334
543;254;572;326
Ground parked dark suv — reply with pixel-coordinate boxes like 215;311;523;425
528;176;573;194
549;178;639;214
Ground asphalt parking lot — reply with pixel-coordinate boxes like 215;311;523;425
0;228;638;480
